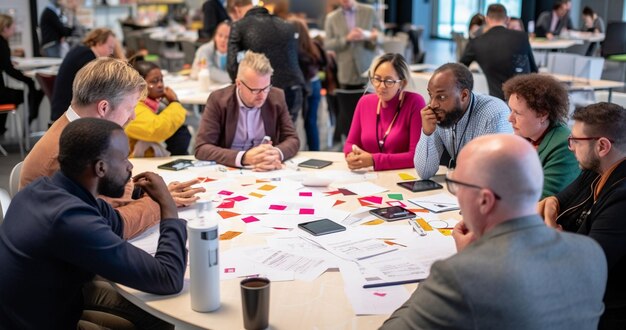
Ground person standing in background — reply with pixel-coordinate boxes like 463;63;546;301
227;0;305;123
39;0;73;57
289;17;327;151
324;0;383;90
200;0;229;40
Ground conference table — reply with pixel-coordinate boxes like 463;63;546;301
115;152;460;329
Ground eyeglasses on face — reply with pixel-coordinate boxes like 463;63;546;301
240;80;272;95
567;135;614;149
369;76;403;88
445;170;502;200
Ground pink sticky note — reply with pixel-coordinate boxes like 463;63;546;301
217;200;235;208
226;195;248;202
299;192;313;197
373;292;387;297
218;190;234;196
241;216;259;223
299;208;315;215
224;268;236;273
386;200;406;207
269;204;287;211
361;196;383;204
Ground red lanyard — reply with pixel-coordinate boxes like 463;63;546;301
375;93;403;152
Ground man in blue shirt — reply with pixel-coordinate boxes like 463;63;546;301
0;118;187;329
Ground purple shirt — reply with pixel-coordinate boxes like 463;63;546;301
343;6;356;31
344;91;425;170
232;88;266;166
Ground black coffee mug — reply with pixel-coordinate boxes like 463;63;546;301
240;277;270;330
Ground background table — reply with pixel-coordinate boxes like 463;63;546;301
115;152;458;330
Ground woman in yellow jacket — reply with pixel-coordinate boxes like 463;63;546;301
126;60;191;157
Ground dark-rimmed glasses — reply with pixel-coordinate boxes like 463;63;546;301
369;76;403;88
567;135;614;149
240;80;272;95
445;170;502;200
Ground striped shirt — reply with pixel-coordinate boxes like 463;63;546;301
414;93;513;179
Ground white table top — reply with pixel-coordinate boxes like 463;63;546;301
12;57;63;70
164;75;230;105
530;38;583;50
115;152;459;329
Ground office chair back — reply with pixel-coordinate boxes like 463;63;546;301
9;161;23;198
601;22;626;58
35;73;56;100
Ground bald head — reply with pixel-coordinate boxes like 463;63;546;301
457;134;543;214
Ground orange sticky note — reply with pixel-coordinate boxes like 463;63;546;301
362;219;385;225
218;210;240;219
219;231;242;240
258;184;276;191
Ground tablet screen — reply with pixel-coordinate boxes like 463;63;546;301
298;219;346;236
397;180;443;192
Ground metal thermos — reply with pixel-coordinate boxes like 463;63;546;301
187;200;220;312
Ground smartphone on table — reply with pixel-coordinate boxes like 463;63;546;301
369;206;416;222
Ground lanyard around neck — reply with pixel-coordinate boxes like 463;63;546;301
375;93;403;153
450;93;474;167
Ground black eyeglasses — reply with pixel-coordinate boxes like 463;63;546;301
445;171;502;200
240;80;272;95
369;76;403;88
567;135;614;149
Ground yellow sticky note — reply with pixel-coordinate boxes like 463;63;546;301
362;219;385;226
438;229;453;236
249;192;265;198
258;184;276;191
416;218;433;231
398;172;417;180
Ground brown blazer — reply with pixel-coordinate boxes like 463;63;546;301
194;85;300;167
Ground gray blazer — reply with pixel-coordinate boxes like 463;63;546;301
381;215;607;330
324;3;383;85
536;11;568;37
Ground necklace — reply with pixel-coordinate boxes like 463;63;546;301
375;92;404;152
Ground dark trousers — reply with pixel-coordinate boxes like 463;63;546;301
283;85;303;123
165;125;192;155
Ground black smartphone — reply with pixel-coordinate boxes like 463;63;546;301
298;159;333;169
298;219;346;236
369;206;416;222
397;180;443;193
157;159;194;171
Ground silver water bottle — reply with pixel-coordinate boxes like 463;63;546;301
187;200;220;312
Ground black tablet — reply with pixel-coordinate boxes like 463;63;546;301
298;159;333;169
397;180;443;193
157;159;194;171
298;219;346;236
369;206;416;222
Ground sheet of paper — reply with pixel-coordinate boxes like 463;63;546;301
246;247;329;281
407;193;460;213
220;248;294;281
304;230;398;261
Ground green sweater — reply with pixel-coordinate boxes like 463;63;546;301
537;124;580;199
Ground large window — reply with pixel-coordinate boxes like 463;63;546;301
435;0;522;38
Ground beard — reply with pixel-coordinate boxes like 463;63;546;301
438;99;465;128
98;171;131;198
579;152;601;173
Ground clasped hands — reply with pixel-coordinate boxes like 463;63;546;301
242;144;282;172
345;145;374;170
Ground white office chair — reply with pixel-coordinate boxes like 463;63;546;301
9;161;22;198
0;188;10;225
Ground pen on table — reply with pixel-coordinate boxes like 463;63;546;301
409;219;427;236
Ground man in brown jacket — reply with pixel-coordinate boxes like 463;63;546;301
195;51;299;171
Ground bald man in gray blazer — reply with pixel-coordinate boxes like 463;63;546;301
381;134;607;330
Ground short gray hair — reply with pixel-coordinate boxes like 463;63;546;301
72;57;147;109
237;51;274;79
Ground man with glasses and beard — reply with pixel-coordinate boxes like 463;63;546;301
414;63;512;179
382;134;606;329
538;102;626;329
0;118;187;329
195;51;299;171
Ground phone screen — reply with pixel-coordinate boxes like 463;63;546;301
369;206;416;222
397;180;443;192
298;219;346;236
